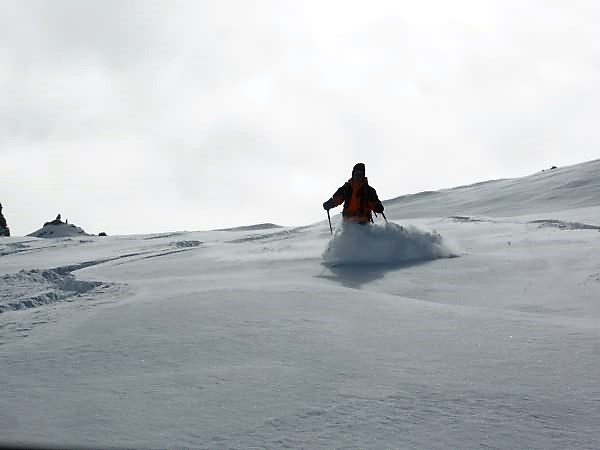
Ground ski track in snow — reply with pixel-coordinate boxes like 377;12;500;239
0;238;206;343
0;267;101;313
0;282;126;345
142;232;187;240
0;254;133;344
529;219;600;231
225;225;312;244
0;244;205;312
0;260;123;315
450;215;600;231
0;238;96;257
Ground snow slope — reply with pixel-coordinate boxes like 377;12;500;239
1;159;600;449
385;158;600;218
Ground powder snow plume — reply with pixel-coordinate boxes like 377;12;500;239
322;221;458;266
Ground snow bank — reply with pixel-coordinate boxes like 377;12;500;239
322;221;457;266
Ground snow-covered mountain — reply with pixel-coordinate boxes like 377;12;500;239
27;222;92;239
385;158;600;218
1;159;599;449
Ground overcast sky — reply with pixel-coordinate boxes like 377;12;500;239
1;0;599;235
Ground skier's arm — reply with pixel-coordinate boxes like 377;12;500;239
323;183;348;210
367;187;384;213
331;184;348;207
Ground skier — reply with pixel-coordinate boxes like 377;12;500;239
0;202;10;236
322;163;384;225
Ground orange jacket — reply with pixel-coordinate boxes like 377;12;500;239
330;177;383;224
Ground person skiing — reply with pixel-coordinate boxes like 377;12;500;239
0;202;10;236
322;163;384;224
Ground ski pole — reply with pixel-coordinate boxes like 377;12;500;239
382;212;388;223
327;210;333;234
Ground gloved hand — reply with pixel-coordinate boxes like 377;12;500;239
323;198;335;211
373;203;384;213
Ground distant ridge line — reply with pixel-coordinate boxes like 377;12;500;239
216;223;282;232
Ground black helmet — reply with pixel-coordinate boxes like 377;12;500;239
352;163;365;175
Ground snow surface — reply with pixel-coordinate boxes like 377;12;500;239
1;159;600;449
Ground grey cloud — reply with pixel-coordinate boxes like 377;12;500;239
2;0;600;233
2;1;167;66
